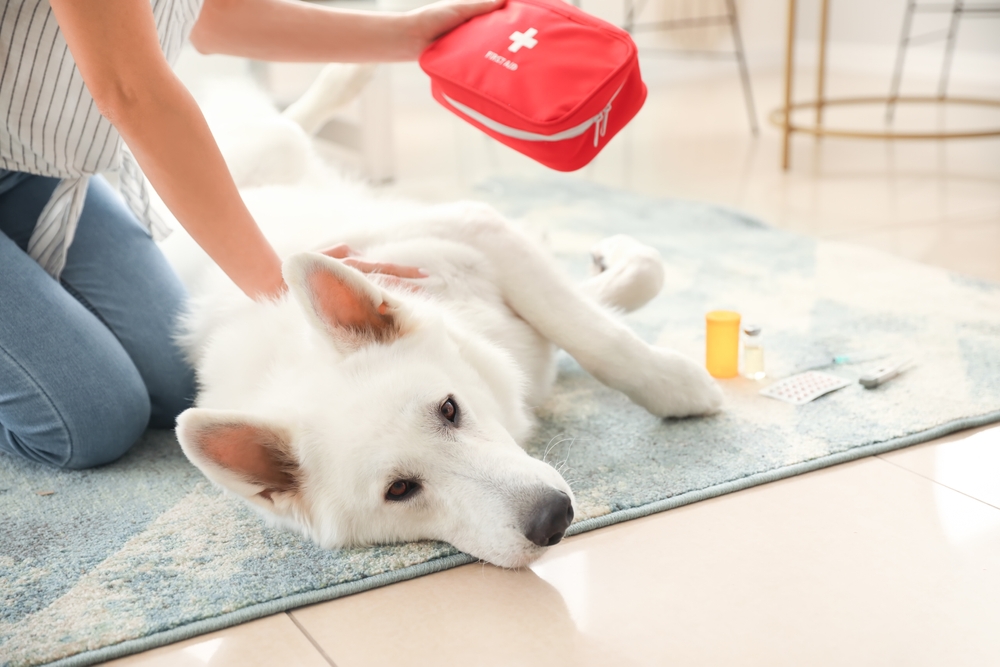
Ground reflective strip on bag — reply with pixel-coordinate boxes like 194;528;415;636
441;84;624;146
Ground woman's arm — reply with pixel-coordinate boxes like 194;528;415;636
51;0;287;301
190;0;503;62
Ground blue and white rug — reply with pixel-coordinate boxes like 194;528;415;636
3;179;1000;667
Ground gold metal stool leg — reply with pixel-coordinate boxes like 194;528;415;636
816;0;830;130
781;0;797;170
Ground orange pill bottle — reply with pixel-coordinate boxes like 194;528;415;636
705;310;741;378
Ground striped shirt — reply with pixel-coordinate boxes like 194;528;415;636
0;0;203;277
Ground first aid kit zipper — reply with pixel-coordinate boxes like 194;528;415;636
441;84;624;147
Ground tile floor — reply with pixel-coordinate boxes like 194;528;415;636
103;45;1000;666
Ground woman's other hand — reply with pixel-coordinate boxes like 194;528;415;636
321;244;428;279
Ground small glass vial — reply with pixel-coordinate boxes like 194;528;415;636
742;325;766;380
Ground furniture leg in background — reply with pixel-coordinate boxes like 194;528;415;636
887;0;1000;121
773;0;1000;171
618;0;759;135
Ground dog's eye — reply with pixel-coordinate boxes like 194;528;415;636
440;397;458;423
386;480;420;501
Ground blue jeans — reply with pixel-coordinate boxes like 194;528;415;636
0;170;195;469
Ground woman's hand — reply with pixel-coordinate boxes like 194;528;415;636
405;0;507;53
320;244;428;279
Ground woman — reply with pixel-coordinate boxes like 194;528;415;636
0;0;501;469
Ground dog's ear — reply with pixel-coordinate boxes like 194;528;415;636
176;408;301;508
283;252;408;349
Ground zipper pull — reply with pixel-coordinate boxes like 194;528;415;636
592;103;613;147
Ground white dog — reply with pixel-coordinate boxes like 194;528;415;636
167;67;723;568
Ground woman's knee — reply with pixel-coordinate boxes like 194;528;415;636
0;175;153;470
61;376;151;469
0;356;151;470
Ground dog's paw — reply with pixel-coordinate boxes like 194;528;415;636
624;348;724;418
588;235;664;312
590;234;658;274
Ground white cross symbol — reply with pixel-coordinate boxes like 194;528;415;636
508;28;538;53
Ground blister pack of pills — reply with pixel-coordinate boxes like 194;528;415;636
759;371;851;405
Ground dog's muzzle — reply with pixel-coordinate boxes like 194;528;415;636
523;489;574;547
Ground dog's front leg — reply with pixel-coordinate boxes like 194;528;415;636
414;204;723;418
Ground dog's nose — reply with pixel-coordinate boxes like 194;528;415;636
524;489;574;547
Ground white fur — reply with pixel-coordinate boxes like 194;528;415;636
168;69;722;568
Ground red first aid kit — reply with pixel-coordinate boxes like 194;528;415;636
419;0;646;172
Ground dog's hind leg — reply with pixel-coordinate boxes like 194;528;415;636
582;235;665;313
409;204;723;418
282;64;377;135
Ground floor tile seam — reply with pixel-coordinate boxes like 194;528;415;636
776;170;1000;188
286;611;340;667
755;165;1000;187
873;454;1000;512
819;210;1000;240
